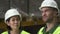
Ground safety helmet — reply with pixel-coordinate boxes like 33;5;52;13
5;8;22;22
39;0;59;11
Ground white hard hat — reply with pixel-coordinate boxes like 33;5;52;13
39;0;59;11
5;8;22;22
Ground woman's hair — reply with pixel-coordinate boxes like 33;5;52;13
6;17;12;30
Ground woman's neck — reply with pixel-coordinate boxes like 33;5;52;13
10;29;20;34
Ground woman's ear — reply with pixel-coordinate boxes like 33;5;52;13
6;21;10;26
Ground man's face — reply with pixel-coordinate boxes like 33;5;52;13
41;7;55;23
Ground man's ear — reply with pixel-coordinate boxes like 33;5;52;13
55;10;58;15
55;11;58;16
6;21;10;26
56;12;58;15
54;11;58;17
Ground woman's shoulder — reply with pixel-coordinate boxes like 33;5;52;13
21;30;30;34
1;31;8;34
1;30;30;34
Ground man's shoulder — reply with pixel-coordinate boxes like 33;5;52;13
39;27;44;31
37;27;44;34
53;25;60;34
55;25;60;31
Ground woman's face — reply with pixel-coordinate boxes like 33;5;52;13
7;15;21;29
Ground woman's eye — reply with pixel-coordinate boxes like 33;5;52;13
12;19;15;21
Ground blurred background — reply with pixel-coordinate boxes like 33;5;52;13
0;0;60;34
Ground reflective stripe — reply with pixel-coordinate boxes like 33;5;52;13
2;30;30;34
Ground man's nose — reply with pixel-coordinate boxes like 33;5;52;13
42;12;46;16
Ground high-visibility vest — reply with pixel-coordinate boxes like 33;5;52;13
38;25;60;34
2;30;30;34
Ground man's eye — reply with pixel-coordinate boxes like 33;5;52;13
41;11;43;13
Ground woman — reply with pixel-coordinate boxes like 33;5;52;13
2;9;30;34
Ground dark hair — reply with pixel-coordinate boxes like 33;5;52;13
6;17;12;30
51;7;58;15
6;17;10;22
51;7;58;12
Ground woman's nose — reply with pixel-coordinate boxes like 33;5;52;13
15;20;18;24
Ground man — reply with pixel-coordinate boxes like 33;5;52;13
38;0;60;34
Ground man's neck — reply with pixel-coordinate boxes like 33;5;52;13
46;18;57;32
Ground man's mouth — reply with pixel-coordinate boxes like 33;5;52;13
43;16;47;19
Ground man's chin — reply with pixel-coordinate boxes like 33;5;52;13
43;19;47;23
43;21;47;23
